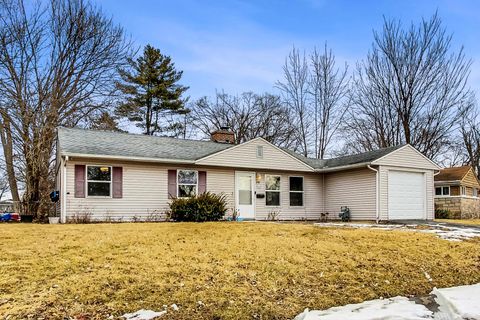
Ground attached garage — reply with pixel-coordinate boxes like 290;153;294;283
387;170;425;220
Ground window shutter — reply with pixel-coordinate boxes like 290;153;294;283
74;165;86;198
168;170;177;199
112;167;123;198
198;171;207;194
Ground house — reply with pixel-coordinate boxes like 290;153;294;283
434;166;480;218
55;127;440;223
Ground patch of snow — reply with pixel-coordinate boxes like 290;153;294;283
122;309;167;320
314;223;480;241
432;283;480;320
171;304;179;311
294;283;480;320
294;297;434;320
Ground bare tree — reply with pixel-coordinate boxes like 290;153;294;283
309;44;349;159
0;0;130;218
458;97;480;174
276;47;310;156
191;91;298;149
345;13;472;159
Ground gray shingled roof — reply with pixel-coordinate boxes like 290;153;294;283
57;127;233;161
283;145;404;169
57;127;404;169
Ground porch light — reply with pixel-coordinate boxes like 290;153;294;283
256;173;262;183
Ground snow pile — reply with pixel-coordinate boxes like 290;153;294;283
314;222;480;241
433;283;480;319
294;283;480;320
294;296;433;320
122;309;167;320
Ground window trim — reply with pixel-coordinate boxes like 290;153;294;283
86;165;112;198
461;186;467;196
289;176;304;207
265;174;281;207
435;186;450;197
177;169;198;198
474;188;478;198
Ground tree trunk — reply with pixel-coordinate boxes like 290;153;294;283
0;118;20;203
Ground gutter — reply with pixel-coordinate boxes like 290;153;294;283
62;153;196;164
314;162;371;173
367;165;379;223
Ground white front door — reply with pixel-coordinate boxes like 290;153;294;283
235;171;255;219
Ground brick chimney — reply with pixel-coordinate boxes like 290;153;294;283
211;126;235;144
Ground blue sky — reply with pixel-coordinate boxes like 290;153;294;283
98;0;480;99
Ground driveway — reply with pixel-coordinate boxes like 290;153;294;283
392;220;480;230
315;221;480;241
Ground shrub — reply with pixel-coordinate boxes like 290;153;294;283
435;208;452;219
169;192;228;222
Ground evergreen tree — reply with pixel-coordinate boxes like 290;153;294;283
116;45;189;135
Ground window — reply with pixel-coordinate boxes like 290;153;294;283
474;188;478;197
265;175;280;206
256;145;264;158
461;186;466;196
289;176;304;206
87;166;111;196
435;186;450;196
177;170;198;197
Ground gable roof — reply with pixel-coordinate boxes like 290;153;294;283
435;166;472;182
57;128;425;171
57;127;233;162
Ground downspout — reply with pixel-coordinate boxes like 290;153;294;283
61;155;69;223
367;165;379;224
322;173;325;215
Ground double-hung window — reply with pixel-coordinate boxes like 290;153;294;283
474;188;478;197
289;177;304;206
265;175;281;206
87;166;111;196
435;186;450;196
177;170;198;197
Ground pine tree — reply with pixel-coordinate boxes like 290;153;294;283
116;45;189;135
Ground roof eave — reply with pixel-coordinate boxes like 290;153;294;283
61;152;196;164
314;162;371;172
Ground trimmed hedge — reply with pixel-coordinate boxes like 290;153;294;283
169;192;228;222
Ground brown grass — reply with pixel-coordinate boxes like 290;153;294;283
435;219;480;226
0;223;479;320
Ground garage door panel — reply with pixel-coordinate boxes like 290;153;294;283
388;171;425;220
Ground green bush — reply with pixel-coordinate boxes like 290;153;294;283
435;208;452;219
169;192;228;222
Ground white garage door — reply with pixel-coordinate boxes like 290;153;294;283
388;171;425;220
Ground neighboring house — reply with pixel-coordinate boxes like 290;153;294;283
55;127;440;223
434;166;480;218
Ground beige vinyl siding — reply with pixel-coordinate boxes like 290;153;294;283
372;145;439;170
196;139;313;172
378;166;434;220
460;168;480;188
65;158;235;221
324;168;376;220
253;172;323;220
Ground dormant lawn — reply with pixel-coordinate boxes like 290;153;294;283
1;223;479;319
435;219;480;226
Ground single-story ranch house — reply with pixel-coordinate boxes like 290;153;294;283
434;166;480;219
55;127;440;223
